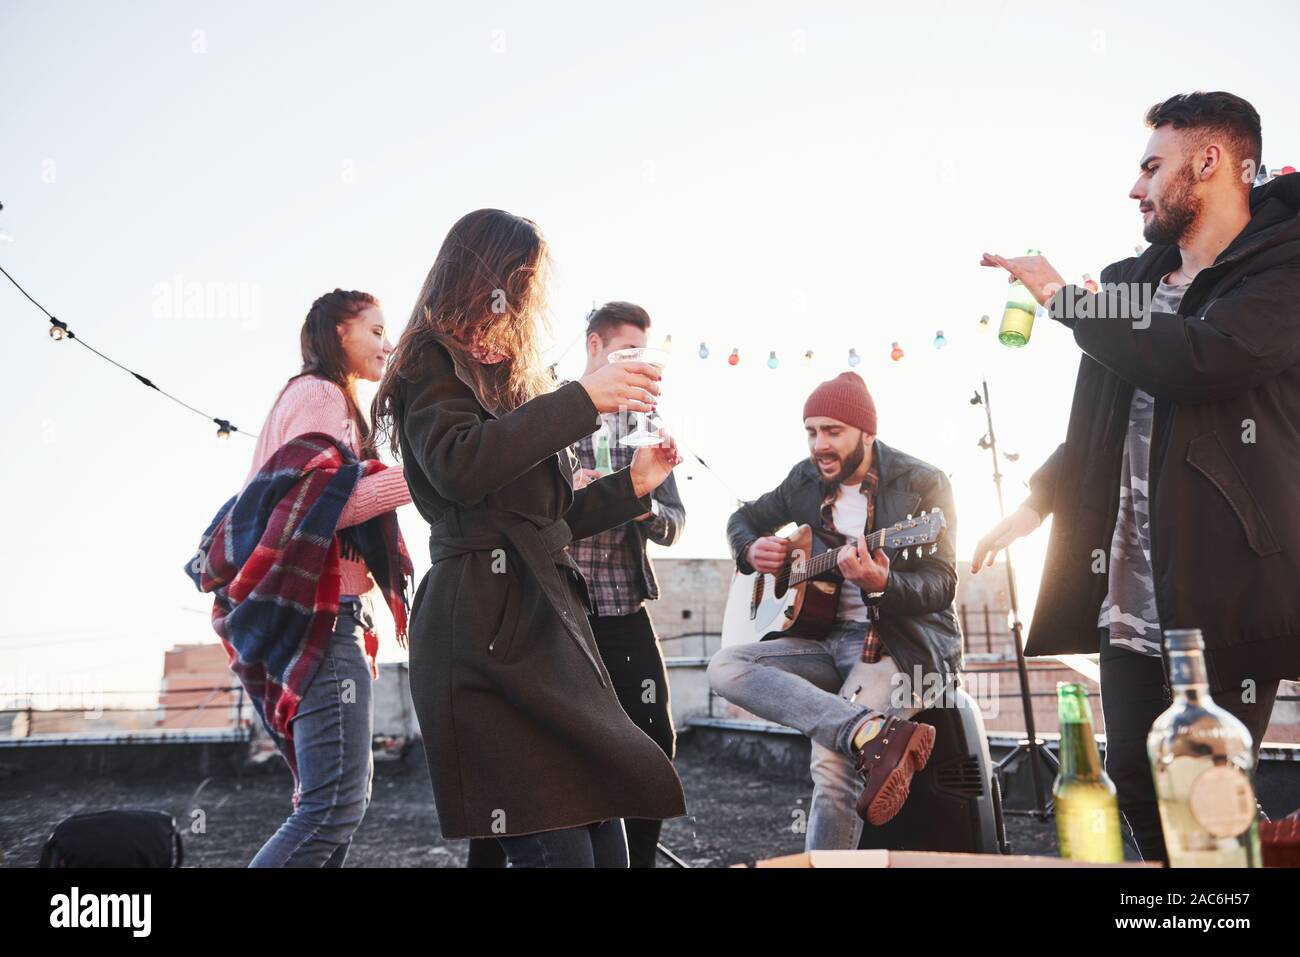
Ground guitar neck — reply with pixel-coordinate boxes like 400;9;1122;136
790;528;885;586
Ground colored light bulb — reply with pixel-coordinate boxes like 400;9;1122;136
847;348;860;367
767;350;779;369
890;341;904;361
728;348;739;366
933;330;946;349
698;342;709;359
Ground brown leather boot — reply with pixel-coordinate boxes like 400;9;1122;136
853;715;936;826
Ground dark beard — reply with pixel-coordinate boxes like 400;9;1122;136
812;435;868;491
1144;163;1202;245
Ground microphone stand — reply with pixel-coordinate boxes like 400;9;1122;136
974;376;1057;824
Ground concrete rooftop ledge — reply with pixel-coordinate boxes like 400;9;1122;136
0;727;252;748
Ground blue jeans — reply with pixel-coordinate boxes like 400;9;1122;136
496;820;629;868
249;595;375;867
707;622;919;851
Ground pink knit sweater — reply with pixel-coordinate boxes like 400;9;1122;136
241;375;412;597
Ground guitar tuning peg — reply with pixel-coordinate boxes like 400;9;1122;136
901;548;910;560
930;544;938;554
906;513;913;520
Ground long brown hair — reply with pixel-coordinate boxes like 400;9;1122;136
373;208;554;457
274;288;380;459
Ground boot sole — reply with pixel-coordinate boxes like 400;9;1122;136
862;722;936;826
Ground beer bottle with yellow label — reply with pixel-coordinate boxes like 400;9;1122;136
1054;682;1125;862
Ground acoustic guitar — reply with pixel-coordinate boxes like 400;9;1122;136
719;509;948;648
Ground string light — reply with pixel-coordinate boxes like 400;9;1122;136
766;350;778;369
803;349;813;364
698;341;709;359
978;314;990;331
1082;273;1099;293
1;262;257;439
933;330;946;349
890;341;904;362
847;348;860;368
727;348;740;366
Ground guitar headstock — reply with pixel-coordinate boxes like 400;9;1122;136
879;507;947;556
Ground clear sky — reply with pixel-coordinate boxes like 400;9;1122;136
3;0;1298;705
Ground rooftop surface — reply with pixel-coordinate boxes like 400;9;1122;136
1;733;1073;867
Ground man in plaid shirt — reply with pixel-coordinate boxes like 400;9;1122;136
569;302;686;868
709;371;962;850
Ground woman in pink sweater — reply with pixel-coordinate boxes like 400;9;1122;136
243;288;412;867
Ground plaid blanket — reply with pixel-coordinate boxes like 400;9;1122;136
183;432;412;802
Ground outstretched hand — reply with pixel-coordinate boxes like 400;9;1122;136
980;252;1068;306
970;504;1043;574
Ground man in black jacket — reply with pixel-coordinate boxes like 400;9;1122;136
973;91;1300;861
708;372;962;848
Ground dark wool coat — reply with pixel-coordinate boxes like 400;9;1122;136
395;336;687;839
1022;172;1300;687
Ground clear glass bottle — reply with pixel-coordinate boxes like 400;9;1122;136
1147;629;1262;867
997;247;1041;347
1054;682;1124;862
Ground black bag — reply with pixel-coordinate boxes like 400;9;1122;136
38;809;183;867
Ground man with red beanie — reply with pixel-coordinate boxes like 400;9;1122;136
708;371;962;849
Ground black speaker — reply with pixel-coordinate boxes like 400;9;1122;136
857;688;1001;854
38;809;183;868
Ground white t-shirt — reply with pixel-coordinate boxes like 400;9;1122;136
832;482;869;622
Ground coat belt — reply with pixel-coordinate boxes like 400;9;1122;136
428;508;606;685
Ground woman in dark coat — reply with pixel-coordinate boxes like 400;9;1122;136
373;209;687;867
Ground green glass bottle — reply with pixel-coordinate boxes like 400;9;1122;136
997;247;1041;348
594;423;614;476
1147;629;1262;867
1054;682;1124;862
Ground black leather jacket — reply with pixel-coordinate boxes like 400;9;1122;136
726;439;964;694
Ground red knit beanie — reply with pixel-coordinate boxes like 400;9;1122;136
803;371;877;436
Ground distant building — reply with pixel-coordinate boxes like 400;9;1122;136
159;643;245;730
